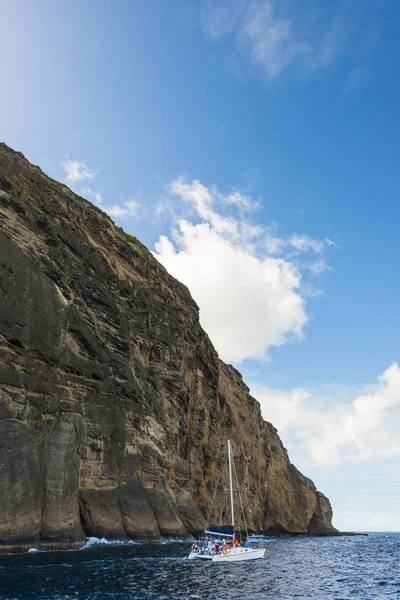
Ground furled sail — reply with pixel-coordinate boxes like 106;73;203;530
204;526;235;538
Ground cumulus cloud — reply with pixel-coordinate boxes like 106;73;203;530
201;0;345;79
62;158;97;183
253;362;400;467
154;177;331;363
167;177;259;230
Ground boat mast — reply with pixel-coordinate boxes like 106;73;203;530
227;439;235;531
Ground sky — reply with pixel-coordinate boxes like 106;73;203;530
1;0;400;531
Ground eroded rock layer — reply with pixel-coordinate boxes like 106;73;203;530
0;143;338;551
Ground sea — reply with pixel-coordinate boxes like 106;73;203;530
0;533;399;600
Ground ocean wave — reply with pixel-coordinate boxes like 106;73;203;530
82;537;141;549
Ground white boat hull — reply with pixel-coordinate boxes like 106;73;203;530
188;547;265;562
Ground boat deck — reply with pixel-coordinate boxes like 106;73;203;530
188;547;265;562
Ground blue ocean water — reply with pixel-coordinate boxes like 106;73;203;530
0;533;399;600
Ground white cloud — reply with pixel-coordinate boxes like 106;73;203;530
305;16;344;73
223;190;257;210
252;386;311;430
201;1;241;39
154;177;332;363
62;158;97;183
156;222;307;362
80;186;140;220
305;259;333;275
168;177;258;232
253;362;400;467
201;0;345;80
168;177;238;234
265;230;285;254
62;154;138;220
239;2;308;78
155;201;166;219
300;282;322;298
81;187;103;206
325;238;337;248
94;192;103;205
105;199;140;219
289;234;324;253
345;66;371;90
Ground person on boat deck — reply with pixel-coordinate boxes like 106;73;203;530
232;537;238;546
244;540;250;548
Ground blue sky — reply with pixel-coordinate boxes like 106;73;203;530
2;0;400;531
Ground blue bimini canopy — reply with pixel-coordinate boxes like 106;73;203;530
204;526;234;538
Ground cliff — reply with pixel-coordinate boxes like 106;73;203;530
0;143;338;552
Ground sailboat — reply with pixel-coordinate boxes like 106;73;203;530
188;440;266;562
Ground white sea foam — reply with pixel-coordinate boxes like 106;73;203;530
82;536;140;549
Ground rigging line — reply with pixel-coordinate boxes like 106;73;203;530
205;440;226;523
232;449;249;539
223;443;230;526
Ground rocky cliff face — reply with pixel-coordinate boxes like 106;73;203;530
0;143;338;551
